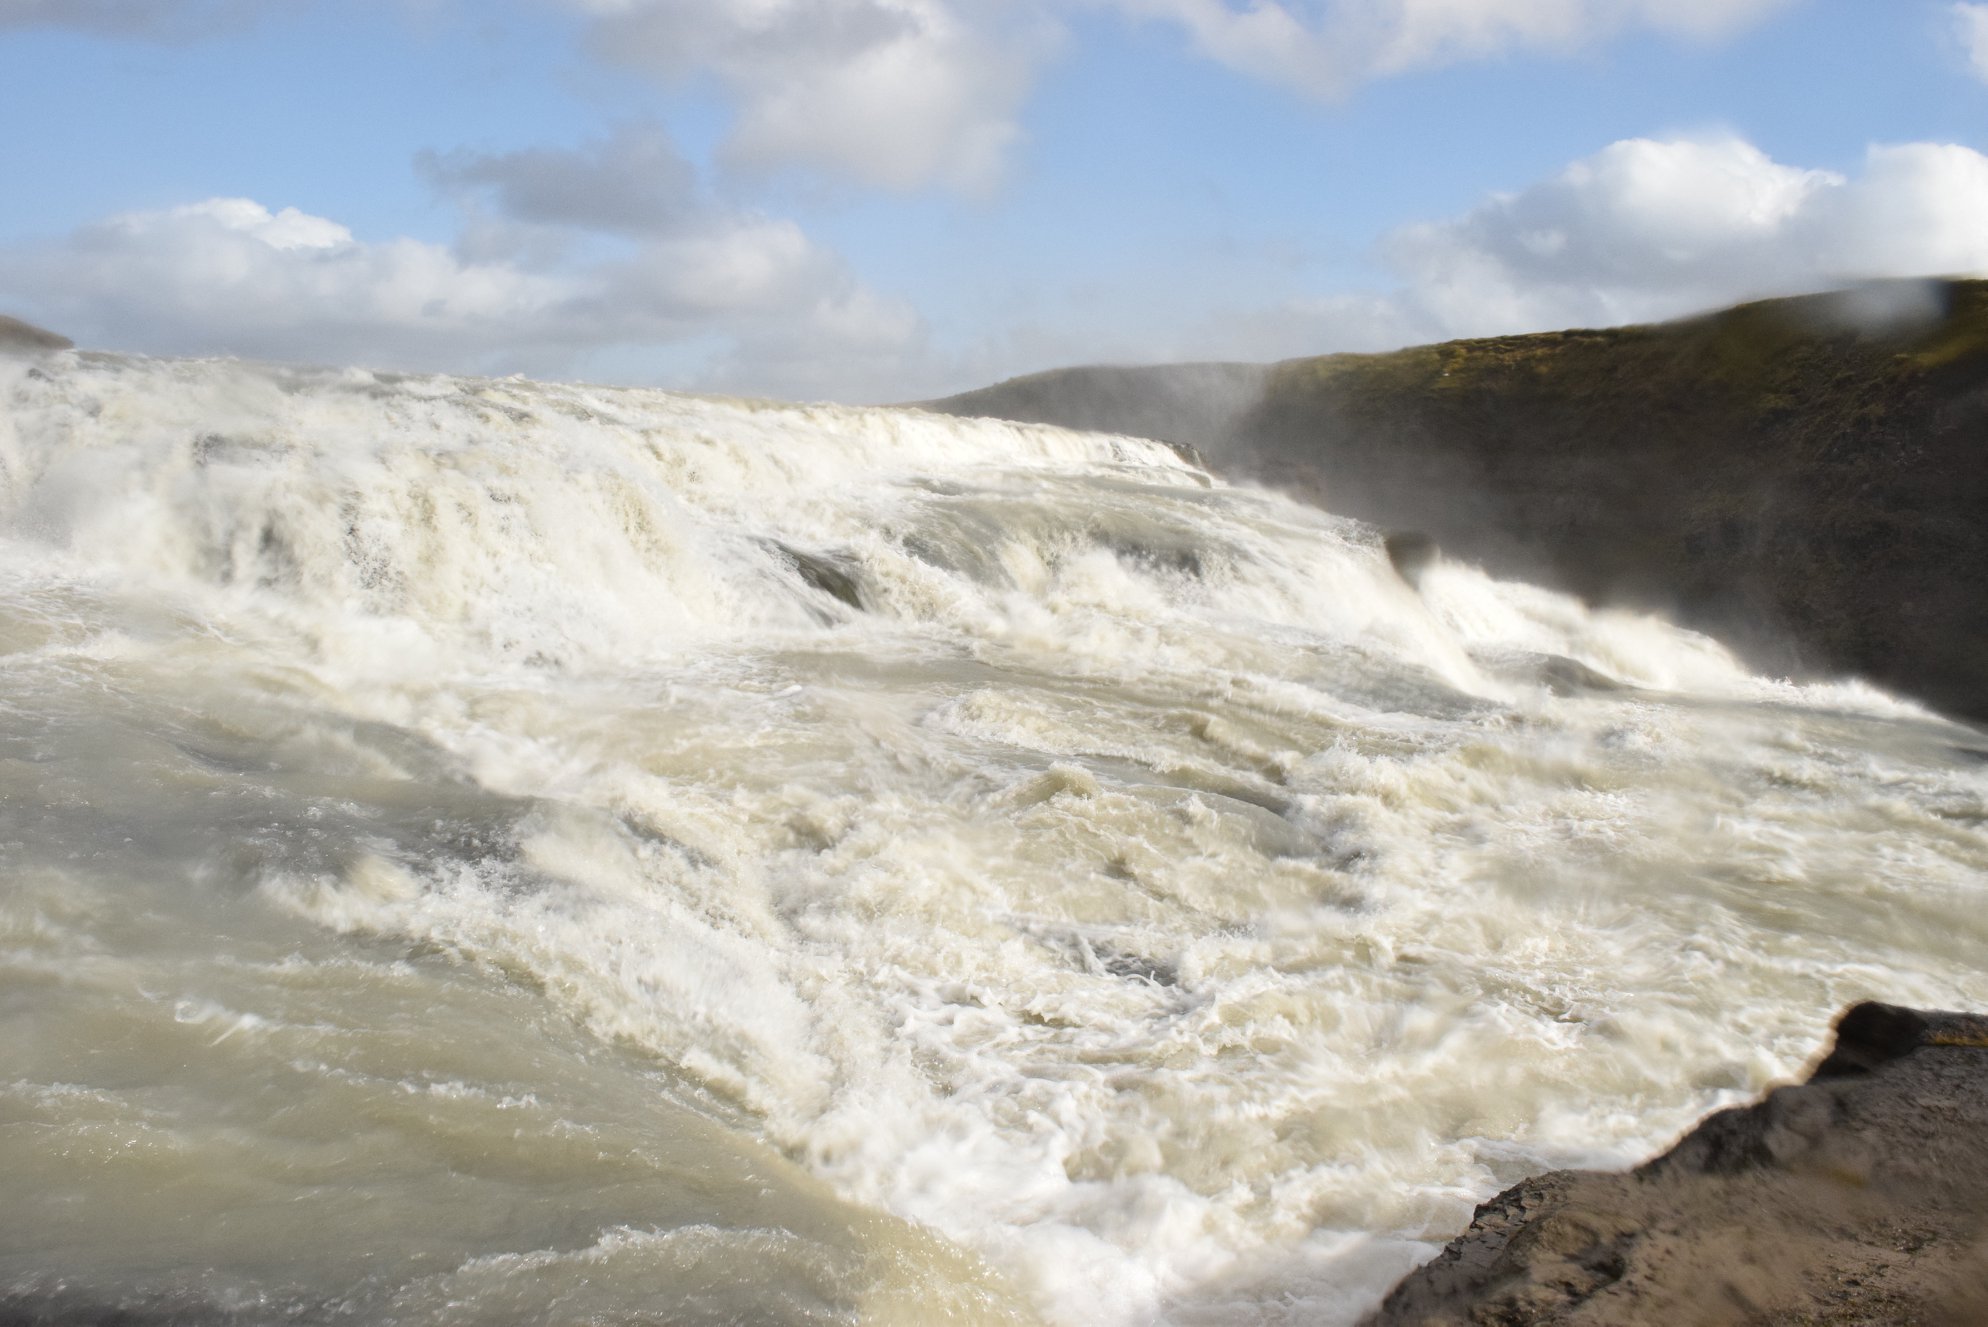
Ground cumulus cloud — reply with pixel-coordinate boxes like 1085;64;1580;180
1374;135;1988;337
0;198;573;368
567;0;1050;194
14;0;1805;196
1096;0;1800;96
0;132;929;398
550;0;1800;188
1955;3;1988;83
416;125;928;381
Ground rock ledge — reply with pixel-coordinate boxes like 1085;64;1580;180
1364;1002;1988;1325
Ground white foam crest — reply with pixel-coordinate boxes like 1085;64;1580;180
1415;561;1748;689
0;355;1199;678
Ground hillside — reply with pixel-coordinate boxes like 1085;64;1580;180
0;315;72;353
920;360;1268;457
926;281;1988;722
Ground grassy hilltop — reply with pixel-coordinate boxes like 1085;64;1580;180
927;280;1988;723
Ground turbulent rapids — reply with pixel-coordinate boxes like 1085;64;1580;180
3;350;1986;1326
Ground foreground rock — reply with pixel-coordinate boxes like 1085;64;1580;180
1364;1003;1988;1326
928;281;1988;723
0;315;72;354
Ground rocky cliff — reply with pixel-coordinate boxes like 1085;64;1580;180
1363;1002;1988;1325
926;281;1988;722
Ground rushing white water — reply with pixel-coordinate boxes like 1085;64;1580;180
3;349;1986;1325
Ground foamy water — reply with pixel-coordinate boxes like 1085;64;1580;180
3;350;1985;1325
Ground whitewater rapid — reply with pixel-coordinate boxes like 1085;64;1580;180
3;350;1985;1325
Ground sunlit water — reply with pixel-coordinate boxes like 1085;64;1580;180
3;351;1985;1325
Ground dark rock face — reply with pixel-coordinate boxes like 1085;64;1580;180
927;282;1988;723
1383;531;1441;586
759;538;868;616
1362;1002;1988;1326
0;315;72;354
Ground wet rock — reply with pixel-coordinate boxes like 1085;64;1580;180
1384;531;1440;586
1533;655;1627;696
1363;1002;1988;1325
760;539;865;614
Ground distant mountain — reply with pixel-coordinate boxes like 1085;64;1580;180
925;280;1988;724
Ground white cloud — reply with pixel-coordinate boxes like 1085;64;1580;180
415;125;931;396
1955;3;1988;83
0;175;927;399
1095;0;1799;96
1377;135;1988;338
1820;142;1988;277
0;198;572;368
550;1;1800;193
182;197;358;250
567;0;1051;194
12;0;1805;197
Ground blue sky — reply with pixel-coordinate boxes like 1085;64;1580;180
2;0;1985;400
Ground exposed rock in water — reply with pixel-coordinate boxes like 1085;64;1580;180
759;538;866;615
926;280;1988;724
0;315;72;354
1532;654;1628;696
1362;1001;1988;1326
1383;531;1440;586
